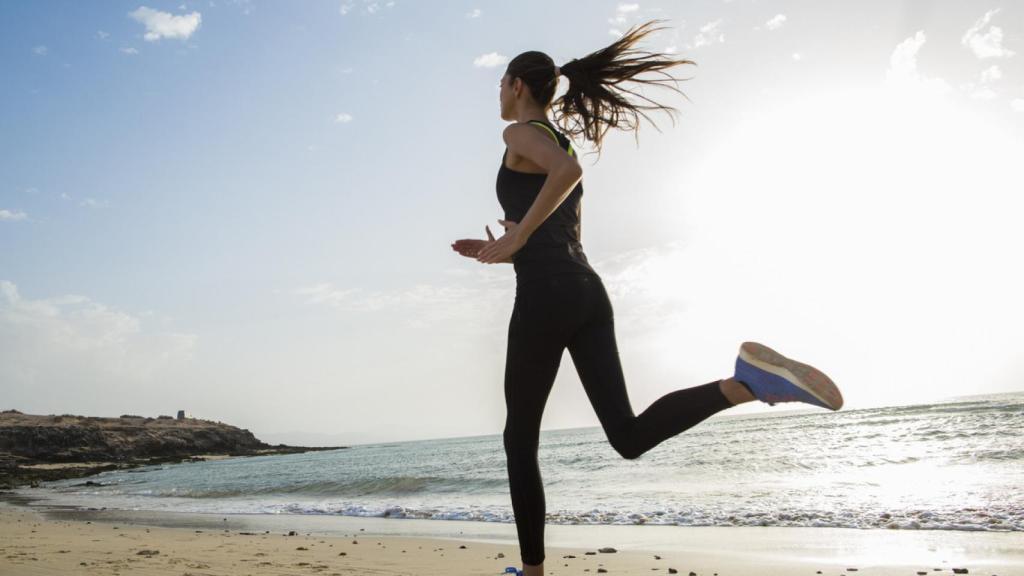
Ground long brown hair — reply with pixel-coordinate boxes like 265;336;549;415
505;19;696;161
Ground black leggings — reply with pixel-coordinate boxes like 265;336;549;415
503;273;735;566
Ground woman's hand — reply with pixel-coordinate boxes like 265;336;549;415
477;219;525;264
450;220;523;264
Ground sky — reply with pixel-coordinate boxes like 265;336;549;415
1;1;1022;447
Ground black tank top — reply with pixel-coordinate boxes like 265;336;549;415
496;119;598;282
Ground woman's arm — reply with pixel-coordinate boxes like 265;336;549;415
505;123;583;240
475;124;583;264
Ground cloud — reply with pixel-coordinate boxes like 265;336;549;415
96;30;110;40
120;47;139;55
335;112;353;123
885;31;950;97
292;276;510;331
692;19;725;48
980;64;1002;83
1012;99;1024;112
466;8;481;18
608;3;639;25
961;9;1015;59
473;52;508;68
607;3;642;37
765;14;786;31
340;0;393;16
0;280;197;400
128;6;202;42
0;209;28;221
32;45;48;56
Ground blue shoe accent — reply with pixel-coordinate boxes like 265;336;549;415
733;342;842;411
504;567;523;576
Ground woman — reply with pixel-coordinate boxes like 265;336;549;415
451;20;843;576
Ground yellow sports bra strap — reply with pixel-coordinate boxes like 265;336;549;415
528;121;576;158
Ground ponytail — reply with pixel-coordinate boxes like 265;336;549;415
505;19;696;160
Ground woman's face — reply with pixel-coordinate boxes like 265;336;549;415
499;73;513;121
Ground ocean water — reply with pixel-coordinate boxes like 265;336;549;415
20;392;1024;533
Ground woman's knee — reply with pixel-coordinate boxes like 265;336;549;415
606;423;643;460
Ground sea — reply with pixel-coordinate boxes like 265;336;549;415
15;391;1024;534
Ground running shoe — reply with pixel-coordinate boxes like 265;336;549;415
504;568;523;576
734;341;843;411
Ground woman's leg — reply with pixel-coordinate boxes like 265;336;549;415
567;276;737;460
503;279;577;569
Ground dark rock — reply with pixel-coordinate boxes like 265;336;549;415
585;551;596;555
135;549;159;556
598;547;617;553
288;530;297;536
459;545;466;549
0;412;348;489
952;570;968;574
668;569;678;575
654;555;661;560
598;570;607;574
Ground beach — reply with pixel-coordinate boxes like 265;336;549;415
3;496;1022;576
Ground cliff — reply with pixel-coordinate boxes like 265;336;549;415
0;410;347;489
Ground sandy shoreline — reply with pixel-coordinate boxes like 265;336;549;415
2;495;1021;575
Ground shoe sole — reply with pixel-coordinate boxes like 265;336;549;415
738;342;844;411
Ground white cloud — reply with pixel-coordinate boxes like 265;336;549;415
980;65;1002;83
120;47;139;55
885;31;950;97
792;52;802;61
32;45;47;56
466;8;481;18
335;112;353;123
97;30;110;40
0;209;28;221
765;14;786;31
969;87;997;100
340;0;392;16
79;197;108;208
608;3;639;25
128;6;202;42
1011;99;1024;112
292;278;508;330
961;9;1015;59
693;19;725;48
0;280;197;403
473;52;508;68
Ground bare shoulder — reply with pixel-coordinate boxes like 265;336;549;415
502;122;547;145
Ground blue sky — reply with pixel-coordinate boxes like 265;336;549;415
2;1;1022;446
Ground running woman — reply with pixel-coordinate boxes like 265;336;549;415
450;20;844;576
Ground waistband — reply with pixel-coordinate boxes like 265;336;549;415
512;241;597;284
513;240;585;260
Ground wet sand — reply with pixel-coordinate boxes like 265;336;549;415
2;496;1021;575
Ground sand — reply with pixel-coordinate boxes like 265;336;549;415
2;499;1021;576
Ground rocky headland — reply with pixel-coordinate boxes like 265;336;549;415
0;409;346;489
